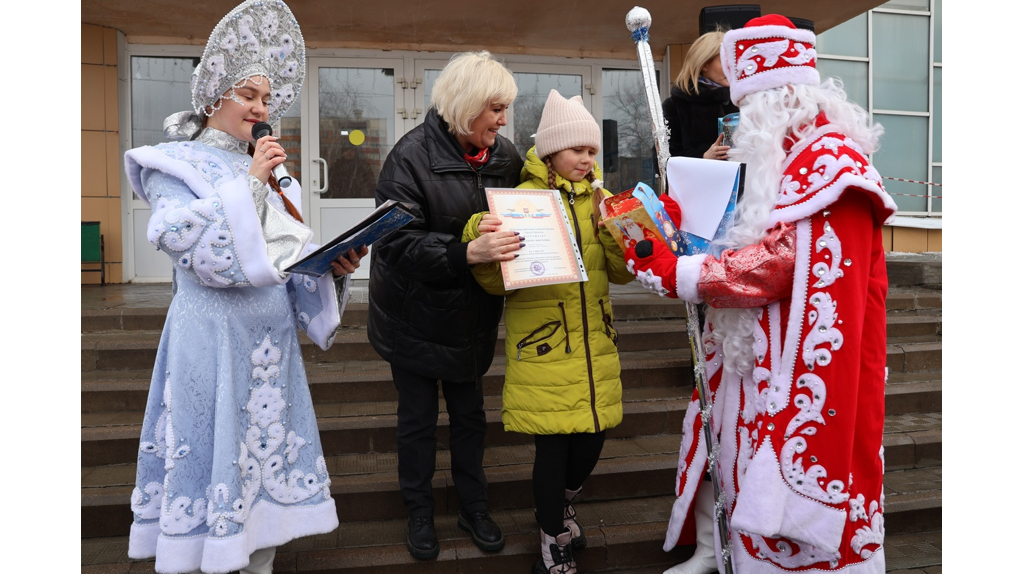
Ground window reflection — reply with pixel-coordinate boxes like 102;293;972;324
131;56;197;148
511;73;582;159
130;56;198;200
318;68;394;199
602;69;657;193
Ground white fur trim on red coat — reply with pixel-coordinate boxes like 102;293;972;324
771;124;897;227
731;437;847;554
675;254;706;303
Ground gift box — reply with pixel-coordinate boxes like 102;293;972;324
600;182;689;257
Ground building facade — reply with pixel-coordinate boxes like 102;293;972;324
81;0;941;285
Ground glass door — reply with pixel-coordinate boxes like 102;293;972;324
411;59;451;127
506;64;591;160
304;58;406;279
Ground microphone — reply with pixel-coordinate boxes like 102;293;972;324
250;122;293;187
635;240;654;259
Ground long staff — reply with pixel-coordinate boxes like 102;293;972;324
625;7;734;573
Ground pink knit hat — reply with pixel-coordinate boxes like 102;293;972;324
534;89;602;159
721;14;820;105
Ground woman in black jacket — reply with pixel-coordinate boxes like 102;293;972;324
367;51;524;561
662;30;738;161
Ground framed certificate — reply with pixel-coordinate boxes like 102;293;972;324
485;188;588;290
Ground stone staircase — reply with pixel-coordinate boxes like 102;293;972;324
81;253;941;573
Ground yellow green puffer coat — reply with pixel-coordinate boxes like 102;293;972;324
462;146;635;435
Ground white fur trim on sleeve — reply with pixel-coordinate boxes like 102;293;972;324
219;175;288;287
675;254;706;303
731;437;847;554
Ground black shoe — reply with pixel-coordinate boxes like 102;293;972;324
457;509;505;552
406;515;439;560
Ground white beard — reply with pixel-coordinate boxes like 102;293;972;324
706;90;804;377
704;81;881;377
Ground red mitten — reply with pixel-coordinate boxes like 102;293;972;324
659;194;682;228
625;239;679;298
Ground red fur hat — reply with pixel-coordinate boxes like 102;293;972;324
720;14;820;105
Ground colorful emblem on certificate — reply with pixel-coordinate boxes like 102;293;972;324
485;188;588;290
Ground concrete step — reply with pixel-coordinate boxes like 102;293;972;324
78;254;943;335
80;386;689;468
82;411;940;538
82;464;940;572
887;341;942;374
80;369;942;468
80;291;942;337
80;294;694;333
80;318;696;372
81;351;942;417
82;530;943;573
81;348;692;413
81;317;941;381
80;283;941;338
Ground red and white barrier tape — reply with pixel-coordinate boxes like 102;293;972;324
883;176;941;187
881;176;942;199
889;191;941;199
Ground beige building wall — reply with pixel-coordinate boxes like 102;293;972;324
82;23;123;284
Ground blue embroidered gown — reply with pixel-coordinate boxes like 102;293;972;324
123;128;345;574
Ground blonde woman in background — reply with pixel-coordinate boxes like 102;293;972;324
662;30;739;161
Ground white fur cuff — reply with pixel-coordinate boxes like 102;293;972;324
675;255;705;303
731;438;847;554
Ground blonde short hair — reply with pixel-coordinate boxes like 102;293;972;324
430;51;518;136
674;31;726;95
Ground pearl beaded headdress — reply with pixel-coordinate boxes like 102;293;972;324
164;0;305;140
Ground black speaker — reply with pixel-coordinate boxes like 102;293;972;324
787;17;814;32
602;119;619;174
699;5;761;34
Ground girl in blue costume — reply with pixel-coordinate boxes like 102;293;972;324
123;2;365;572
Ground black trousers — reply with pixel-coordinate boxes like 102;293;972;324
391;364;489;517
533;431;606;536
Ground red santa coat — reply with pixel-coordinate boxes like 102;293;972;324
665;118;897;573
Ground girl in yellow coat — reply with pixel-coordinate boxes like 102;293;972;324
464;89;635;574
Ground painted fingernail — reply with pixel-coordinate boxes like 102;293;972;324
514;254;520;258
514;231;521;235
519;243;525;248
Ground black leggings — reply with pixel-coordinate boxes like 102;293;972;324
533;431;606;536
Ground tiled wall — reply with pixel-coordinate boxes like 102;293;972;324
81;23;123;284
888;227;942;253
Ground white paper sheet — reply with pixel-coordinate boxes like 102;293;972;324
666;157;742;241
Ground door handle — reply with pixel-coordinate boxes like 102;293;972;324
312;157;328;194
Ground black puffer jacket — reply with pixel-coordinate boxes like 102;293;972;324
662;84;739;158
367;108;524;382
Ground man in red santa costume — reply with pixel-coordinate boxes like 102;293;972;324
624;14;898;574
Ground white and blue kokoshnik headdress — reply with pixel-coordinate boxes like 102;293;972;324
164;0;306;140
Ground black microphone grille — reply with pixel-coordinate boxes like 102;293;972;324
635;240;653;259
251;121;273;140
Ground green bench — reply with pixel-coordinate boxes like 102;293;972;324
82;221;105;285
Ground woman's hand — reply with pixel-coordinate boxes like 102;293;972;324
477;214;503;234
703;133;730;161
331;245;369;277
467;217;523;265
250;135;288;183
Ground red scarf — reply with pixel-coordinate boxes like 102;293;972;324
463;147;490;168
